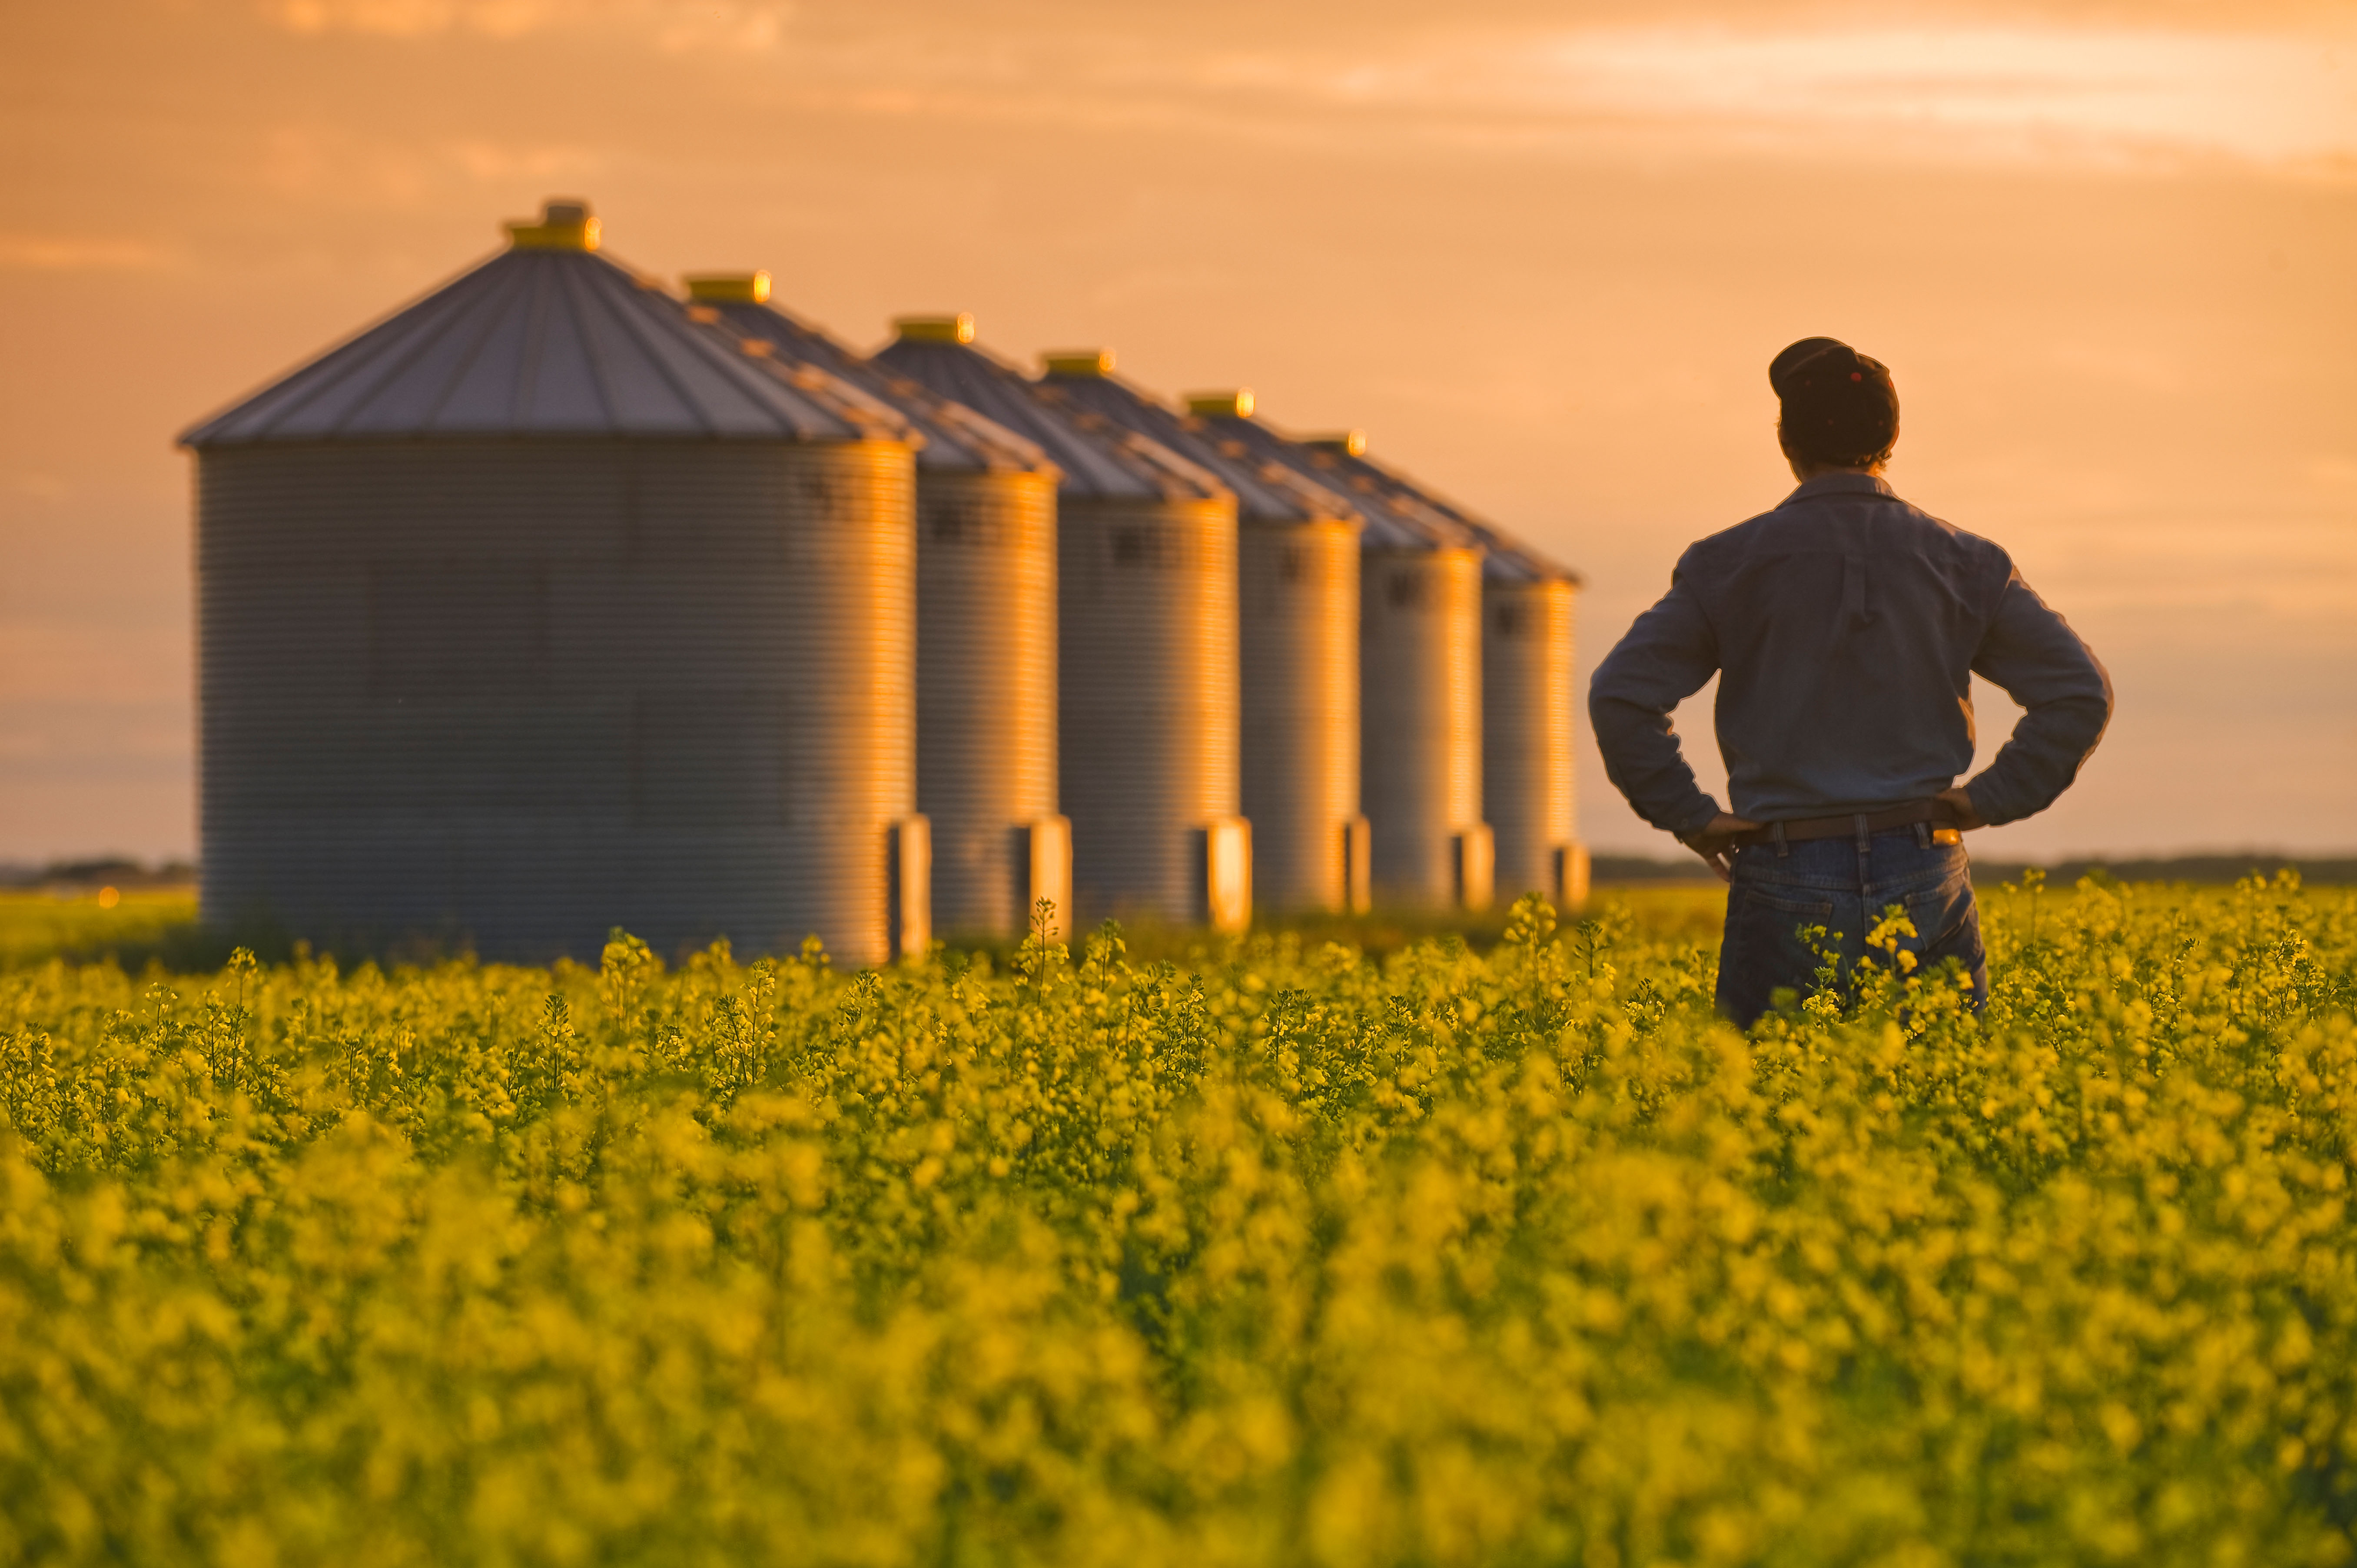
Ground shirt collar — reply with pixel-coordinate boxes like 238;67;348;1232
1780;471;1895;505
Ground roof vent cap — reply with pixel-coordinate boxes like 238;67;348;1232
506;198;600;252
1185;388;1253;418
1042;349;1114;377
685;271;770;304
1306;430;1367;457
896;313;975;344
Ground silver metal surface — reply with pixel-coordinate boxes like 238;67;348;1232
193;438;917;966
1298;434;1585;909
1195;411;1489;909
1237;518;1360;912
193;438;916;965
184;249;897;447
1358;544;1486;906
1042;365;1360;914
1056;492;1241;926
913;467;1062;936
693;291;1063;939
184;211;925;963
876;331;1243;928
1483;575;1579;903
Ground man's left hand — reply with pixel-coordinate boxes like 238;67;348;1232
1936;786;1988;830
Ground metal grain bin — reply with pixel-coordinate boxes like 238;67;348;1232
1304;432;1588;909
874;322;1247;931
1039;361;1361;916
179;201;923;967
684;274;1066;941
1190;403;1489;911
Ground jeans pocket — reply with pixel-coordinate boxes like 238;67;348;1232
1719;883;1840;1026
1746;885;1839;921
1902;873;1975;950
1899;872;1986;1001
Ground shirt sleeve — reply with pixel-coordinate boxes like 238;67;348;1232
1587;561;1724;837
1963;570;2113;826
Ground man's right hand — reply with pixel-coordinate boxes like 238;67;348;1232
1680;812;1762;884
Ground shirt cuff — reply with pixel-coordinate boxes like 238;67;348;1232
1672;798;1723;839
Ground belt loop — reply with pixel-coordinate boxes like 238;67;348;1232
1854;814;1870;854
1772;820;1789;859
1914;820;1931;849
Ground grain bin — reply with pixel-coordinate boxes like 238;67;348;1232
1303;433;1587;910
1194;402;1488;911
178;200;924;967
683;274;1067;941
874;322;1247;932
1039;358;1361;916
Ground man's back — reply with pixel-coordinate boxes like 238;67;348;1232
1593;467;2111;830
1593;472;2110;835
1588;335;2112;1026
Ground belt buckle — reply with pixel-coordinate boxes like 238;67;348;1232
1932;827;1962;846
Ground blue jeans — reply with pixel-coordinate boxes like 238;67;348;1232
1716;826;1987;1028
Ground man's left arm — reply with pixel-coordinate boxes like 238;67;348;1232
1959;571;2114;826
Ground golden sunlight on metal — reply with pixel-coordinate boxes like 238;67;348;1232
1185;389;1253;418
685;272;771;304
894;313;975;344
1042;349;1115;376
504;199;599;252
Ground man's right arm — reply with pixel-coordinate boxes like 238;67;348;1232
1588;569;1724;838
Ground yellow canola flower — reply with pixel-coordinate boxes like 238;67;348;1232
0;877;2350;1565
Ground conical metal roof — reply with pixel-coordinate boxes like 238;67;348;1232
872;320;1227;504
1180;399;1476;554
1036;355;1358;528
681;275;1053;477
1299;432;1581;585
181;202;909;448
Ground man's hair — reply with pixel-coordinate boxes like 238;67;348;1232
1769;338;1899;469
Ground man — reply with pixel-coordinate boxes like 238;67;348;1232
1589;338;2112;1026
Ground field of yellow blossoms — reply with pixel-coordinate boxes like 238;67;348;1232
3;874;2354;1566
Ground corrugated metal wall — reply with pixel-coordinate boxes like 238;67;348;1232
1239;518;1359;912
197;438;916;965
915;467;1061;936
1482;575;1578;903
1360;544;1484;907
1059;494;1240;926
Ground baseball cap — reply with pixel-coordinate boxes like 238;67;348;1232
1769;337;1899;465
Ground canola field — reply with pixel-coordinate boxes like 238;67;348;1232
3;875;2354;1566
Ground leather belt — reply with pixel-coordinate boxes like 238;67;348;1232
1729;799;1961;851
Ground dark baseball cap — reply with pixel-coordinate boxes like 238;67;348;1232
1770;337;1899;466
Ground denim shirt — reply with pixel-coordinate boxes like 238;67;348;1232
1588;473;2113;835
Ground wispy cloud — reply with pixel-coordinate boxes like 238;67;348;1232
248;125;607;208
0;234;170;271
753;17;2357;177
1343;25;2357;172
251;1;2356;173
266;0;791;50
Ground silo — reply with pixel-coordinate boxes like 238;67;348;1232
1193;401;1489;911
1036;357;1362;916
179;200;925;966
1303;432;1588;910
874;321;1248;932
681;273;1067;941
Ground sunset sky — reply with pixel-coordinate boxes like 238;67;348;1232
3;0;2352;868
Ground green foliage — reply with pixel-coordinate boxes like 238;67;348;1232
2;878;2354;1566
0;888;199;970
